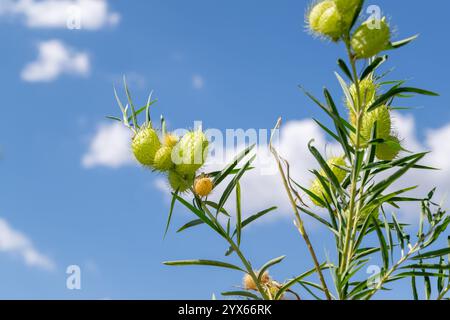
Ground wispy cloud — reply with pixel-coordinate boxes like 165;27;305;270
0;218;54;270
21;39;90;82
82;122;134;169
192;74;205;90
154;114;450;224
0;0;119;30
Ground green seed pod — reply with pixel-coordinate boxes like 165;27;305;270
310;178;330;207
174;130;209;175
351;105;391;147
309;156;347;207
167;170;194;193
360;105;391;141
308;0;344;42
334;0;362;31
131;126;161;166
344;205;379;223
153;146;175;171
346;78;378;111
351;17;391;59
376;135;401;161
328;156;347;182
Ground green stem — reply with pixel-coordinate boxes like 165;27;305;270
364;242;420;300
437;284;450;300
200;202;270;300
340;38;363;281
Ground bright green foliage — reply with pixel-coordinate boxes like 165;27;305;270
108;0;450;301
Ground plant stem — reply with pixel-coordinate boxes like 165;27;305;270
269;126;332;300
340;38;363;279
364;242;420;300
437;284;450;300
200;202;270;300
228;240;270;300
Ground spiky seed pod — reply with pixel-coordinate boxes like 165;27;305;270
167;170;194;193
309;156;347;207
346;78;378;111
194;176;213;197
328;156;347;182
360;105;391;143
344;205;379;224
243;271;270;291
334;0;362;31
310;178;330;207
174;130;209;175
308;1;344;42
376;135;402;161
153;146;175;171
131;126;161;166
351;105;392;147
351;17;391;59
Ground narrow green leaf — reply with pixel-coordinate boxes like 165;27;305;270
164;191;178;238
411;275;419;300
401;264;450;270
360;55;388;80
258;256;286;283
412;248;450;261
367;153;426;202
163;259;244;272
177;219;204;233
123;76;138;129
388;34;419;49
106;115;122;122
212;144;255;186
236;182;242;246
372;215;389;269
368;87;438;112
275;263;331;300
216;155;255;216
172;193;223;236
338;59;353;81
221;291;260;300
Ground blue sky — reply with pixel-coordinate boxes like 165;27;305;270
0;0;449;299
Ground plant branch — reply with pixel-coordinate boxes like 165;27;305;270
437;283;450;300
269;118;332;300
200;202;270;300
340;36;364;279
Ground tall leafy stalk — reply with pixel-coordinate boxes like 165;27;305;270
109;0;450;300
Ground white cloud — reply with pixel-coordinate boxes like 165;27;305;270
201;119;338;217
82;122;134;169
154;114;450;224
0;218;54;270
21;39;90;82
0;0;119;30
192;74;204;90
